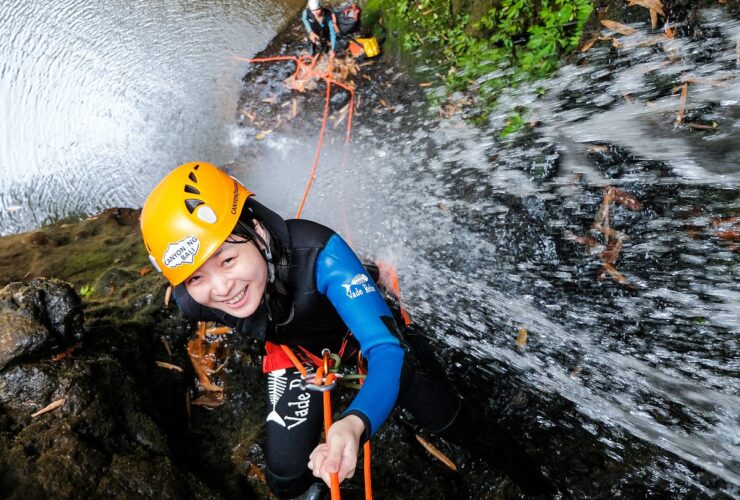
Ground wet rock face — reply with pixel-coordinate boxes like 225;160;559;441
0;278;83;370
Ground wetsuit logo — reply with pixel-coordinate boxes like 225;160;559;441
162;235;200;268
342;273;376;299
266;369;310;430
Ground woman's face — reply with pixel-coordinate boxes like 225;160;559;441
184;231;268;318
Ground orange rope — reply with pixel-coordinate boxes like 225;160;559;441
295;79;333;219
244;52;366;500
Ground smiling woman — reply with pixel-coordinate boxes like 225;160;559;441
0;0;303;235
140;162;472;499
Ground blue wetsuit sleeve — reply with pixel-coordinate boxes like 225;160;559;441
328;19;337;50
302;10;311;33
315;234;404;438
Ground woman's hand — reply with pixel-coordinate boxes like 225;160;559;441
308;415;365;486
309;32;320;44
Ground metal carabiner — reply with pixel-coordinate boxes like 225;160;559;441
300;372;343;392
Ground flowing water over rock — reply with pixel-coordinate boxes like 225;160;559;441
233;7;739;496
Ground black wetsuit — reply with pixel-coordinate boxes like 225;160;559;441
174;199;466;498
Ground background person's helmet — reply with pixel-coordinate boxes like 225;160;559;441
140;162;251;286
308;0;320;10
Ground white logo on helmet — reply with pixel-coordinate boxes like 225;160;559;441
162;235;200;268
196;205;217;224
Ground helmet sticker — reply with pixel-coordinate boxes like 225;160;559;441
163;235;201;269
341;273;376;299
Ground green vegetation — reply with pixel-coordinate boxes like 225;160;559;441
79;283;95;298
364;0;593;129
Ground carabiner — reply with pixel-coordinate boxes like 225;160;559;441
300;372;343;392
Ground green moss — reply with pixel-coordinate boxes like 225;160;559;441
367;0;594;128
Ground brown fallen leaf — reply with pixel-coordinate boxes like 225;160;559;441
601;238;623;266
161;336;173;357
138;266;153;276
50;343;81;362
601;20;637;36
415;435;457;471
205;326;233;335
593;187;616;240
586;144;609;153
261;95;277;104
613;189;644;211
628;0;665;18
675;82;688;127
418;82;432;87
564;230;602;248
191;395;225;408
156;361;184;372
516;327;528;348
581;36;599;52
597;262;628;284
31;398;66;418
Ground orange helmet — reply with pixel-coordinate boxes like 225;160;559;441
140;162;252;285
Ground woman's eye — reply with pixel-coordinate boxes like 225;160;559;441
223;257;235;265
187;275;201;284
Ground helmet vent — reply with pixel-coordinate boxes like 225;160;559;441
185;198;205;214
184;185;200;195
189;172;198;183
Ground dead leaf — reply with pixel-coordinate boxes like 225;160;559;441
675;82;688;127
581;37;599;52
613;189;644;211
161;336;173;357
138;267;153;276
586;144;609;153
516;327;528;348
597;263;628;284
156;361;184;372
564;230;602;248
418;82;432;87
50;343;80;362
627;0;665;18
261;95;277;104
191;395;225;408
601;20;637;36
601;239;623;266
205;326;233;335
31;398;65;418
164;285;172;307
415;435;457;471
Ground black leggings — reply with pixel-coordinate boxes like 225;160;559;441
263;330;467;498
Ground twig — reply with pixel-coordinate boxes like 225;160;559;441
31;398;65;418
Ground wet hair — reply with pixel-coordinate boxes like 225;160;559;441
226;214;292;324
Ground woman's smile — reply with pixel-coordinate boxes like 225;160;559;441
220;284;249;307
